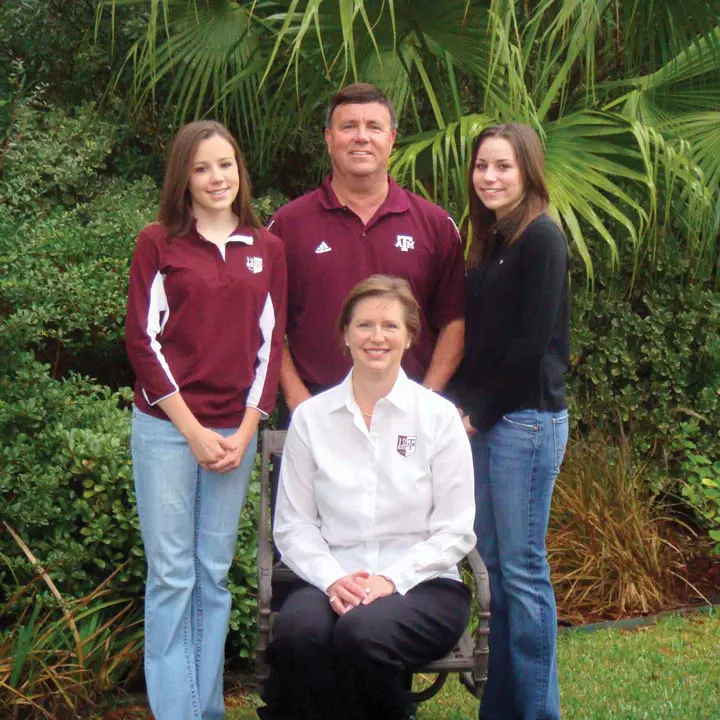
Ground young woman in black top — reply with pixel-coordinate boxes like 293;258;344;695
456;123;569;720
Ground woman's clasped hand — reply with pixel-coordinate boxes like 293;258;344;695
326;571;396;614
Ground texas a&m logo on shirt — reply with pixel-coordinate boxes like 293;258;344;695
396;435;417;457
246;256;263;274
395;235;415;252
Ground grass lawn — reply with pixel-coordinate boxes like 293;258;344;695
225;611;720;719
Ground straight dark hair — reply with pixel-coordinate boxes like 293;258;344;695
325;82;397;131
467;123;550;266
157;120;260;239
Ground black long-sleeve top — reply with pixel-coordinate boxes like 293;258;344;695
455;214;569;431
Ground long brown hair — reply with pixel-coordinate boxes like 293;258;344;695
157;120;260;239
467;123;550;266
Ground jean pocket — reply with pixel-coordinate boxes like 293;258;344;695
552;412;569;472
501;409;539;432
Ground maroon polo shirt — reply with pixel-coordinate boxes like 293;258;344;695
268;175;464;388
125;222;287;427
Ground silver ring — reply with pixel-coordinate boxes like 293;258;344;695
329;595;338;603
364;587;371;595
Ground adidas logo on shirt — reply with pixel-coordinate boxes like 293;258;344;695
315;241;332;254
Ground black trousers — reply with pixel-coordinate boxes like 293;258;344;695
257;578;471;720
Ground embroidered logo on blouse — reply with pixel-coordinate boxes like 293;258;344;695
395;235;415;252
396;435;417;457
246;256;263;274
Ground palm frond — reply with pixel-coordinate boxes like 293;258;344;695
106;0;267;139
390;113;492;219
391;109;713;282
614;0;720;73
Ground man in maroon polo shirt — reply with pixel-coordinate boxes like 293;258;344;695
267;82;465;418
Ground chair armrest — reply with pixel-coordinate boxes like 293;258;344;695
460;548;490;697
256;429;288;687
465;548;490;614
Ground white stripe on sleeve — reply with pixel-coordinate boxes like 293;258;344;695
246;291;275;416
447;216;462;242
141;271;179;405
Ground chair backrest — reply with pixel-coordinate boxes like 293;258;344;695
257;429;287;610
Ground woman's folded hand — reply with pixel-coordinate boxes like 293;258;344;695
326;570;370;615
360;575;396;605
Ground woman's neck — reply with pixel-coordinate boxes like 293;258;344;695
351;367;399;420
193;207;239;245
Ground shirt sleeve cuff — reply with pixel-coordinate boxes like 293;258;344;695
378;565;414;596
310;559;348;594
246;403;269;420
142;387;179;406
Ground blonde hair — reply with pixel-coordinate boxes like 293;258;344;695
336;275;421;349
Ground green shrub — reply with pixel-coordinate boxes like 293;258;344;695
0;100;118;214
0;353;141;592
569;266;720;466
0;177;157;385
672;422;720;554
0;353;263;659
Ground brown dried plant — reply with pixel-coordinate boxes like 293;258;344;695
548;435;699;624
0;523;143;719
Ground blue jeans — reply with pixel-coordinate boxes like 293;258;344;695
471;409;568;720
131;408;257;720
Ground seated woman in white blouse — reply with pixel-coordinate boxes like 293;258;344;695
258;274;476;720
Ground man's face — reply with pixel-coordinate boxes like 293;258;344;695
325;102;396;182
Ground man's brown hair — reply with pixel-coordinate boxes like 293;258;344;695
325;82;397;131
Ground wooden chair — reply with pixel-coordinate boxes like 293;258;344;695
255;428;490;705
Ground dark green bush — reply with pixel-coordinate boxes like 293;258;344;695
0;101;119;214
567;257;720;547
0;353;263;658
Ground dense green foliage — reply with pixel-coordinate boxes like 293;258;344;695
110;0;720;283
1;5;719;715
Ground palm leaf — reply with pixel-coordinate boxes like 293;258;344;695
104;0;267;139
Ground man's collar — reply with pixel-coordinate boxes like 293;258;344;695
318;174;409;215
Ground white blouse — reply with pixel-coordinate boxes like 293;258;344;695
274;369;476;595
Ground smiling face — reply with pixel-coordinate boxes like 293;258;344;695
344;295;409;379
187;134;240;218
472;136;526;219
325;101;396;182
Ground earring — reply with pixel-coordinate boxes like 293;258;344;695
406;343;410;349
345;341;349;347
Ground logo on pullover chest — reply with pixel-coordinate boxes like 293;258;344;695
246;256;263;274
314;241;332;254
396;435;417;457
395;235;415;252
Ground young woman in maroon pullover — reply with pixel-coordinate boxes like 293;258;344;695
125;121;286;720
